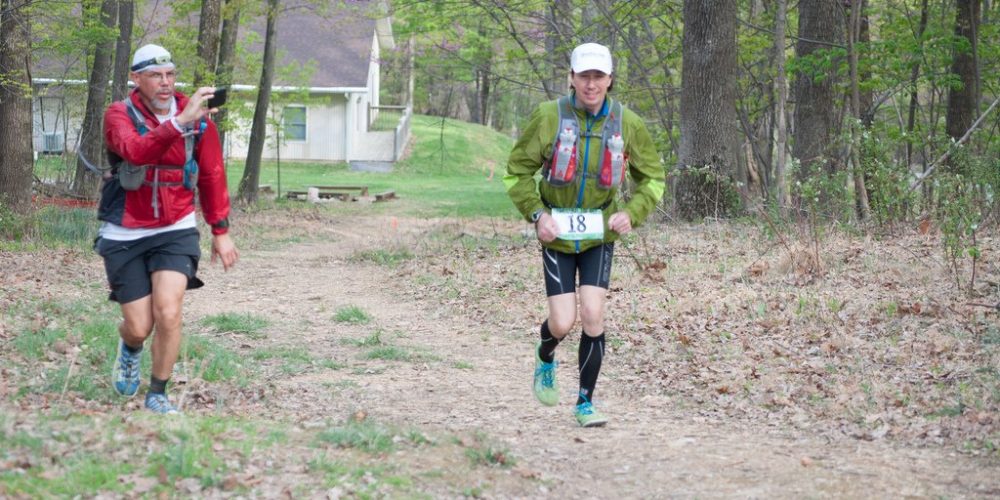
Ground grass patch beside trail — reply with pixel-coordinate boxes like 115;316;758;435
0;204;99;251
201;312;270;339
0;408;521;497
342;329;385;347
223;114;516;218
317;419;402;454
350;248;413;267
2;295;249;400
333;305;372;324
251;346;344;375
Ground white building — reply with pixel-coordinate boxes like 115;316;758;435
31;1;407;164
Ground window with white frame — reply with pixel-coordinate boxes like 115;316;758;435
283;105;306;141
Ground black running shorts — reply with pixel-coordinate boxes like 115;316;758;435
541;243;615;297
95;228;204;304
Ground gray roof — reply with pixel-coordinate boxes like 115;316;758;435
275;10;375;87
269;6;377;88
31;1;386;89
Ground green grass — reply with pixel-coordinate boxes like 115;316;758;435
318;420;398;454
351;248;413;266
224;115;517;218
148;416;276;488
201;312;270;339
363;346;413;361
333;305;372;324
0;204;99;250
316;418;430;455
1;453;133;497
463;433;515;468
177;334;246;383
17;113;518;250
342;329;385;347
7;297;127;401
251;346;342;375
0;414;135;496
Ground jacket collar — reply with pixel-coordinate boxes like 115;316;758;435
569;92;609;119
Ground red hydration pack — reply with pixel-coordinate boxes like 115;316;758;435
543;95;626;190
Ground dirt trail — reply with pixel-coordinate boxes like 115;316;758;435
183;216;997;498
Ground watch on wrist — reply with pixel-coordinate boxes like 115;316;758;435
530;209;544;223
212;218;230;230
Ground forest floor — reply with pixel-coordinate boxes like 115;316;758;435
2;209;998;498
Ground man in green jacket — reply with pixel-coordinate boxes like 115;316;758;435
504;42;665;427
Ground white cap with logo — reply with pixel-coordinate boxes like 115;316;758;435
130;44;175;73
570;43;613;75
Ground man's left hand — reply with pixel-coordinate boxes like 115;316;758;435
608;211;632;235
211;233;239;271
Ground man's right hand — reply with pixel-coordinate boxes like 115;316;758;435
535;212;560;243
175;87;217;129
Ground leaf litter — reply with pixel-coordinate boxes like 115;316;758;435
1;213;997;497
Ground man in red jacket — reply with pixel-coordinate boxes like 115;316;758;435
97;44;238;414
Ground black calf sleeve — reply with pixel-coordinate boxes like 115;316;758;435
538;320;561;364
577;332;605;405
150;376;169;395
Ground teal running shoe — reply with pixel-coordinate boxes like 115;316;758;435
145;393;180;415
533;343;559;406
112;339;141;397
574;401;608;427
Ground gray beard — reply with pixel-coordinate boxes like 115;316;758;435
151;97;172;112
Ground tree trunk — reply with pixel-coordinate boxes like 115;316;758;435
945;0;980;147
905;0;930;169
477;52;491;126
0;0;34;214
237;0;279;205
847;0;871;220
195;0;223;87
792;0;845;205
407;33;415;107
71;0;117;199
675;0;740;220
774;0;790;209
111;0;133;102
214;0;241;152
545;0;571;97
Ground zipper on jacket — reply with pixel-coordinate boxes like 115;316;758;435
573;96;608;254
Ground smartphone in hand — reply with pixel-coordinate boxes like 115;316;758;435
207;87;228;108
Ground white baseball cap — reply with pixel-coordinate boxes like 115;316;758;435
130;44;175;73
571;43;613;75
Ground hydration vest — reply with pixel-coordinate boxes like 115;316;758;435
542;95;627;190
107;98;200;218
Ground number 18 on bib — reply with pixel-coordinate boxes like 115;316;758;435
552;208;604;241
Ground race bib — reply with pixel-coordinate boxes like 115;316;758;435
552;208;604;241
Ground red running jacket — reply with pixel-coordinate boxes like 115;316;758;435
100;89;231;235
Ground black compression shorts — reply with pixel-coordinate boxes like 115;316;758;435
541;243;615;297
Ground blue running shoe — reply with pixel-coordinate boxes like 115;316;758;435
574;401;608;427
145;393;180;415
533;342;559;406
112;339;141;397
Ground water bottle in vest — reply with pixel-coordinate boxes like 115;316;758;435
547;126;577;185
600;132;626;189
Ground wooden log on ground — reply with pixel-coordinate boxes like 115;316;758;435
373;190;396;202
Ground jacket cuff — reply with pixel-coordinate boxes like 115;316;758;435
210;217;230;235
526;202;545;222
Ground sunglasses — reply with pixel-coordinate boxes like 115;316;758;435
130;54;172;72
